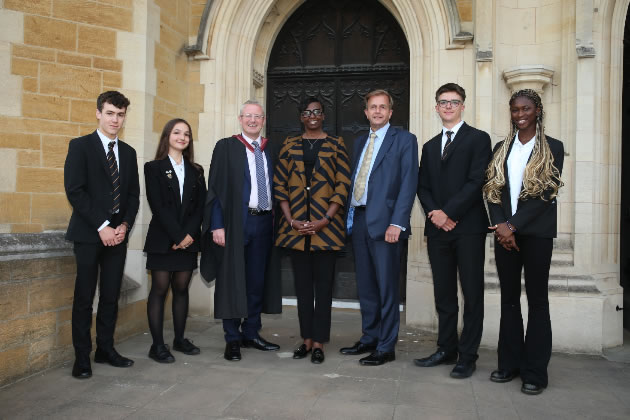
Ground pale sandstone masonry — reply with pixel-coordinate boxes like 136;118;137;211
2;0;131;233
0;250;148;387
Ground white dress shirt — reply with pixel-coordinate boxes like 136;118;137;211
242;132;272;210
96;129;120;231
168;154;185;201
440;120;465;154
506;132;536;216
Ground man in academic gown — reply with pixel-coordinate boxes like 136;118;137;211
200;100;282;361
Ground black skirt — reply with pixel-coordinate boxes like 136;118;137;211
146;250;198;271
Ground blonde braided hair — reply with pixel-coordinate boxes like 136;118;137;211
483;89;563;204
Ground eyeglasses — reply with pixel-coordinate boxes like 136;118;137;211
241;113;264;120
437;100;463;108
301;109;323;118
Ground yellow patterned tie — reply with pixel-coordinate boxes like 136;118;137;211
353;132;377;202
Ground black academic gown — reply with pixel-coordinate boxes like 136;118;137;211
200;136;282;319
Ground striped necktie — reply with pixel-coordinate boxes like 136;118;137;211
442;130;454;160
107;141;121;213
252;141;269;210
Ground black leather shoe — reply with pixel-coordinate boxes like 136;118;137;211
149;344;175;363
224;341;241;361
241;336;280;351
521;382;545;395
339;341;377;355
293;344;312;359
359;350;395;366
173;338;200;355
490;369;519;383
311;348;325;364
450;361;476;379
94;348;134;367
71;354;92;379
413;350;457;367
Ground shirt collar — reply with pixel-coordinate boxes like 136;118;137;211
442;120;465;137
96;129;118;146
241;132;262;145
168;154;184;167
514;131;536;150
370;122;390;140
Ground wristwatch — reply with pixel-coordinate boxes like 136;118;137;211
324;214;333;222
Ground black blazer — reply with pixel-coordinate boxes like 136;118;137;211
143;157;206;253
64;131;140;243
418;122;492;237
487;135;564;238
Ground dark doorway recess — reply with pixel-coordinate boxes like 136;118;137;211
266;0;410;301
621;7;630;331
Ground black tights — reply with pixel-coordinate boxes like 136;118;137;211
147;270;193;345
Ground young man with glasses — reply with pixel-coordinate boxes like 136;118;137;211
201;100;282;361
416;83;492;378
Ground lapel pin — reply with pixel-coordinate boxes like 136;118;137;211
166;170;173;179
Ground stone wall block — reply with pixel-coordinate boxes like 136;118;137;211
159;25;185;53
24;16;77;51
0;346;29;386
99;0;134;8
57;308;72;323
0;282;29;320
39;62;101;99
31;193;72;227
17;150;41;167
10;258;58;281
0;193;31;224
30;335;55;356
55;322;72;347
56;52;92;68
70;99;96;124
57;257;76;275
52;0;132;32
0;312;56;350
78;26;116;57
41;135;72;168
0;133;41;150
154;0;178;18
13;44;56;62
0;261;10;282
4;0;52;16
11;224;44;233
29;275;75;313
92;57;122;72
22;93;70;121
16;167;64;193
28;351;49;373
11;58;38;78
22;78;39;93
102;72;122;89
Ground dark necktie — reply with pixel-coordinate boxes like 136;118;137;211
442;130;454;160
252;141;269;210
107;141;121;213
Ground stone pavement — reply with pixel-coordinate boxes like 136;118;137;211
1;307;629;420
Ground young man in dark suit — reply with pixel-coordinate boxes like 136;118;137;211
64;91;140;379
339;89;418;366
201;100;282;362
416;83;492;378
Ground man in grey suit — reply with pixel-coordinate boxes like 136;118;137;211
339;89;418;365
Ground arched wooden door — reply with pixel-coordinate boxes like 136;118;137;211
266;0;410;300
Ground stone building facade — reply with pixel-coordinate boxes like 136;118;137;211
0;0;627;384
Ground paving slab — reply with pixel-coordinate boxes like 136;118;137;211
1;306;628;420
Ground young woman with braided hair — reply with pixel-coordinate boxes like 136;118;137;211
483;89;564;395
